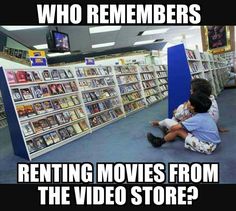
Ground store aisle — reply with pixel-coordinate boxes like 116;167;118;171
1;89;236;183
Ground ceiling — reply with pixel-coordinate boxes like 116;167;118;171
0;25;202;56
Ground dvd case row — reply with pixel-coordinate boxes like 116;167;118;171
22;107;86;137
11;81;78;102
7;69;74;84
16;95;80;120
75;66;112;77
114;65;137;74
26;120;89;154
89;108;123;128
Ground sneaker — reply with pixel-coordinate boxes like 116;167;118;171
146;132;165;148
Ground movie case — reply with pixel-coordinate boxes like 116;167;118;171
33;137;47;150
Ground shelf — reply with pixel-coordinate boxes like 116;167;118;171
125;106;145;115
0;117;7;121
84;95;118;105
158;76;168;79
145;92;160;98
88;105;122;118
30;129;91;160
81;85;115;92
160;89;168;92
91;115;125;132
143;85;158;90
15;91;80;105
191;71;202;75
147;99;160;105
140;71;154;73
9;78;76;87
77;75;113;79
115;72;137;76
25;117;86;140
159;82;168;85
156;70;166;72
141;78;156;82
121;89;141;96
20;104;82;123
118;81;139;86
123;97;144;105
188;59;200;62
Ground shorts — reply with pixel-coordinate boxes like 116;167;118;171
159;118;178;129
184;134;217;155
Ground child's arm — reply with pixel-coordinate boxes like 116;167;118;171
217;124;229;133
173;102;190;120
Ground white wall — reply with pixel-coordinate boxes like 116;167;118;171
6;37;29;51
162;26;203;53
0;58;29;69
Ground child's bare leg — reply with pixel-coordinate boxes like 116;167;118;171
164;129;188;142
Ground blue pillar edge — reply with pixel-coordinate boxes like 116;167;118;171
167;44;192;118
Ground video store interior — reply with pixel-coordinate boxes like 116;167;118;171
0;26;236;183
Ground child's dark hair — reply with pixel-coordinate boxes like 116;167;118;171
191;78;212;97
189;92;212;113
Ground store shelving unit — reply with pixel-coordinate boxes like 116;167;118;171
0;91;7;128
154;64;168;99
114;65;146;115
0;67;91;160
0;61;170;160
75;66;125;131
200;52;217;96
138;65;162;105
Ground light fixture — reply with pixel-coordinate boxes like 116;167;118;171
1;26;48;31
47;52;71;57
140;28;170;36
89;26;121;34
33;44;48;50
189;26;200;30
92;42;115;48
133;40;155;46
172;35;193;40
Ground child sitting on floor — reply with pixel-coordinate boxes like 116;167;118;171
151;78;228;133
147;92;221;154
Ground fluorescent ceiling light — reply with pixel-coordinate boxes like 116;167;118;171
92;42;115;48
1;26;48;31
141;28;170;35
189;26;200;30
89;26;121;34
47;52;71;57
172;35;193;40
33;44;48;50
134;40;155;46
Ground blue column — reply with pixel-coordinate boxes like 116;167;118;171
167;44;191;118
